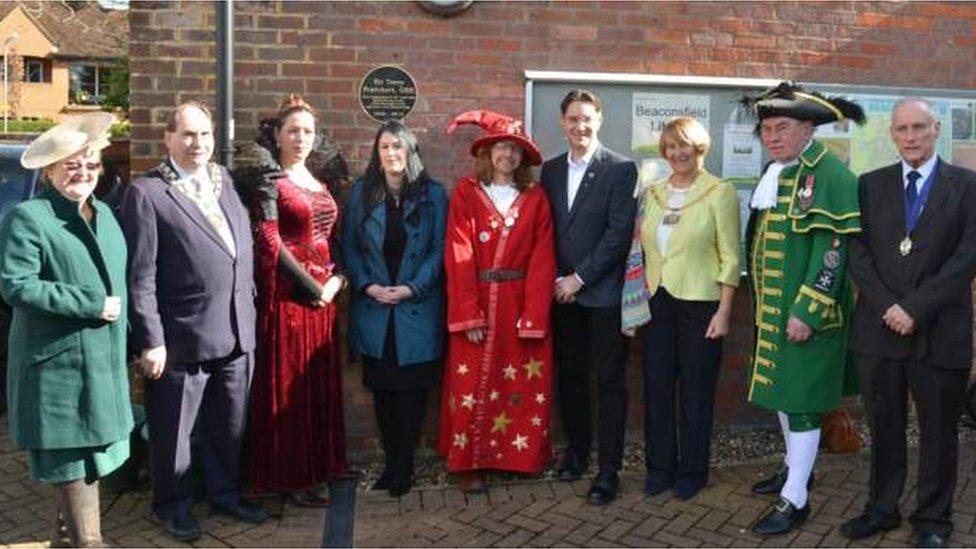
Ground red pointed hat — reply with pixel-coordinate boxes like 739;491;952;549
446;110;542;166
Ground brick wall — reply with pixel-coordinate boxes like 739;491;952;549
128;1;976;460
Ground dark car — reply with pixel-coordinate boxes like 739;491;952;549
0;144;38;414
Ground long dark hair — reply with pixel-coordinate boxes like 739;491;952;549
361;120;429;213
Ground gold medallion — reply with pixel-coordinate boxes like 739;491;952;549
899;236;912;256
662;213;681;226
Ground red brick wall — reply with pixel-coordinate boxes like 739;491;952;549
128;1;976;459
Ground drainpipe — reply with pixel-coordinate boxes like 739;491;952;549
216;0;234;168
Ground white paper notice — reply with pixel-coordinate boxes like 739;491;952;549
722;124;763;180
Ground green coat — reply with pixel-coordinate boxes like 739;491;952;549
748;140;861;414
0;187;133;450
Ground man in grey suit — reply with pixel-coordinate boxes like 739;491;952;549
118;102;267;542
541;89;637;505
843;98;976;548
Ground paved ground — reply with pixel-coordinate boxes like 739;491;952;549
3;416;976;547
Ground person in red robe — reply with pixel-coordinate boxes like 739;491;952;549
438;110;557;491
237;94;348;507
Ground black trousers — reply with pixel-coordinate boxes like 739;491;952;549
372;389;428;483
553;302;629;470
642;290;721;486
857;355;968;537
145;351;252;519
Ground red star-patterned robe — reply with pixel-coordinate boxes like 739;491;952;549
437;177;556;473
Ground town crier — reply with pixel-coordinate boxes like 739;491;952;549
742;82;865;536
437;110;556;492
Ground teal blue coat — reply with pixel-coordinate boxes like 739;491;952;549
0;187;133;449
341;178;447;365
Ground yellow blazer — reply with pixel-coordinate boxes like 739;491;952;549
638;170;741;301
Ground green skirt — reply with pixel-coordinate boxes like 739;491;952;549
28;438;129;483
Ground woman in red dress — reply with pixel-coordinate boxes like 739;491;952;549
243;95;347;506
438;111;556;491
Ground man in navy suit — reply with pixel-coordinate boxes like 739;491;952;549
541;89;638;505
843;98;976;548
118;102;266;542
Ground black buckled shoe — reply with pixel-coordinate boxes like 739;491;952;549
840;509;901;540
211;500;269;524
917;532;948;548
751;467;815;495
154;511;201;543
751;497;810;536
557;450;589;482
586;469;619;506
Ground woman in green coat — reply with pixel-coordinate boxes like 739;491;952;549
0;113;132;547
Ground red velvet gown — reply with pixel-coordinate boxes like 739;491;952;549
437;177;556;473
248;176;347;492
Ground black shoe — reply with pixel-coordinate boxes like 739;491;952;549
371;470;391;491
674;478;705;501
643;474;674;496
586;469;619;506
751;497;810;536
211;500;269;524
154;511;200;543
750;467;815;495
840;509;901;540
917;532;948;548
557;450;589;482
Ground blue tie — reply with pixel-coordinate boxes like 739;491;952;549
906;170;921;209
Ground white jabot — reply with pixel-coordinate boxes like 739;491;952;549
484;182;518;216
566;140;599;211
901;154;937;191
750;140;812;210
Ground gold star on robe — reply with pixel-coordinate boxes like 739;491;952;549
461;394;475;410
522;357;543;379
453;432;468;448
492;411;513;434
456;363;469;375
534;393;547;404
502;364;517;380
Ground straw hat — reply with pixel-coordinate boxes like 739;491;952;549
446;110;542;166
20;112;115;170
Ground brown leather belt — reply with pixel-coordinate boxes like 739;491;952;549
478;269;526;282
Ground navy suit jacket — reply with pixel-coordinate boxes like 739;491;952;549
848;158;976;368
118;160;256;365
541;144;637;308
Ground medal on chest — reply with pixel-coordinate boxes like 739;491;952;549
662;209;681;226
899;236;912;256
481;208;519;244
796;174;815;210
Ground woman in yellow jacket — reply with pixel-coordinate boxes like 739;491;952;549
622;116;740;500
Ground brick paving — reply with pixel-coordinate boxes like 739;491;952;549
3;415;976;547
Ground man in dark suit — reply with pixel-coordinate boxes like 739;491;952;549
118;102;267;542
541;89;637;505
843;98;976;549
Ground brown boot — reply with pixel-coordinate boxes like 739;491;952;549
58;478;104;548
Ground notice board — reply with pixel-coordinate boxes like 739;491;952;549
525;71;976;260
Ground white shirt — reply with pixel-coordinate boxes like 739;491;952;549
169;157;237;256
484;182;518;216
566;140;599;211
656;184;689;256
901;154;937;192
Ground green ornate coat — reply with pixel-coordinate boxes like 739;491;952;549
0;187;133;450
748;140;861;414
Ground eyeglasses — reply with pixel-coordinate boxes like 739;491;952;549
63;161;102;173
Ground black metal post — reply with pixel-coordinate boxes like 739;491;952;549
216;0;234;168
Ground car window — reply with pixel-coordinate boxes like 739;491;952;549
0;156;37;222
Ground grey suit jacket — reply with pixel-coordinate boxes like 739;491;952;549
541;144;637;308
848;158;976;368
118;160;256;365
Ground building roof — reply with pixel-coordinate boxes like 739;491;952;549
2;1;127;60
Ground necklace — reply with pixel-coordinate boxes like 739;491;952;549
661;184;689;226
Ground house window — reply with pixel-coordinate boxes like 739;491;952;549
23;58;49;83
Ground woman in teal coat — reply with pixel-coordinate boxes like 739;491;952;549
341;120;447;497
0;113;132;547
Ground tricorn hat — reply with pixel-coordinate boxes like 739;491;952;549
741;81;866;127
21;112;115;170
446;110;542;166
